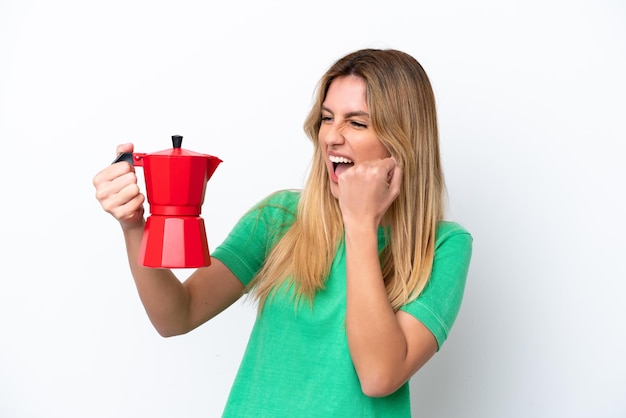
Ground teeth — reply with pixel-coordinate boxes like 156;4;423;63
329;155;353;164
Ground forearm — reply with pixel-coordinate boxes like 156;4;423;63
122;221;192;337
344;225;409;396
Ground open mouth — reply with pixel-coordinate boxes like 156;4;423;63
329;155;354;173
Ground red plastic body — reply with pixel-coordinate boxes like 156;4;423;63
132;147;222;268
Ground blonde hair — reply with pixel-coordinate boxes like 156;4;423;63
248;48;445;311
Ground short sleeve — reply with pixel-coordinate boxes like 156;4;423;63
211;190;299;286
400;221;473;349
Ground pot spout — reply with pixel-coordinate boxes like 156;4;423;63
206;156;222;181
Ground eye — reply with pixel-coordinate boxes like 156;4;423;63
320;114;333;123
350;120;367;129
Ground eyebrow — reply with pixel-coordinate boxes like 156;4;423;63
321;105;370;119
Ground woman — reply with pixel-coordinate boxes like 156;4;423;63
93;48;472;417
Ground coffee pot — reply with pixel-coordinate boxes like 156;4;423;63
113;135;222;268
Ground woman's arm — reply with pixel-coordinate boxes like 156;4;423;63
339;157;437;397
93;144;245;337
344;222;437;397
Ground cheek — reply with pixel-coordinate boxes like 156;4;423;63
365;140;390;160
354;131;388;160
317;126;328;144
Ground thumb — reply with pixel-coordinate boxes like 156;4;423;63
115;142;134;156
387;158;402;190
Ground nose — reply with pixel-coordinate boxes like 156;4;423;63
322;121;345;147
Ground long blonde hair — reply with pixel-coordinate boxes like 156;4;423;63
248;49;445;311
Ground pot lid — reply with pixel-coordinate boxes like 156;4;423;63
148;135;215;158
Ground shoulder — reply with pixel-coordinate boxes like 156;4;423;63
435;221;473;248
433;221;473;263
247;189;301;220
243;189;301;236
400;221;473;348
257;189;301;209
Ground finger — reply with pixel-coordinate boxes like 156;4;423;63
100;181;143;214
94;169;138;204
114;183;144;210
377;157;396;186
388;164;402;194
110;171;140;195
115;143;134;156
109;193;145;223
93;159;135;187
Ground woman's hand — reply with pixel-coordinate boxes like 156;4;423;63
337;157;402;229
93;143;145;228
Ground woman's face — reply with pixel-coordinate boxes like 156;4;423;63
319;75;390;199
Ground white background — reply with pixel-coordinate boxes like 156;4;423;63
1;1;625;417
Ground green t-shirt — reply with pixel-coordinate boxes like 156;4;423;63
212;190;472;417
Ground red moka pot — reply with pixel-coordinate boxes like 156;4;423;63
114;135;222;268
